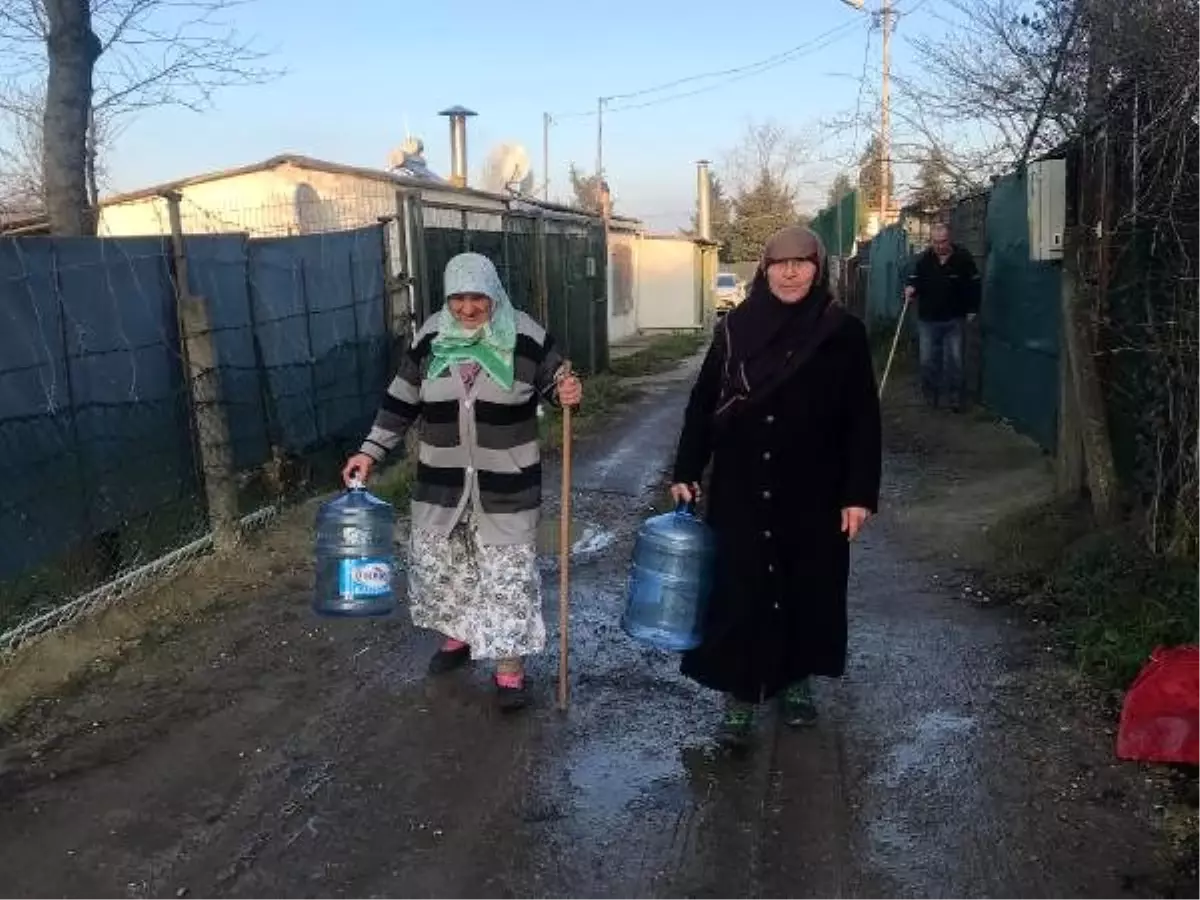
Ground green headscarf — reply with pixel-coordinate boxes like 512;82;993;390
428;252;517;390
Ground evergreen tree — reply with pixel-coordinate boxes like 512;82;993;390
726;172;799;262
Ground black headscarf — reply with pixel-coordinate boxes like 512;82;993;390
714;226;841;423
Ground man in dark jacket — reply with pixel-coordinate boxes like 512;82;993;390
904;223;980;411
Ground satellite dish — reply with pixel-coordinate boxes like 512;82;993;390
387;137;425;171
481;143;534;195
387;136;444;182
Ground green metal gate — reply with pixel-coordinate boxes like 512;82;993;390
418;202;609;374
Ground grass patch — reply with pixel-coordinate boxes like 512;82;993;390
981;496;1096;600
869;316;919;382
371;456;416;508
1037;531;1198;689
540;373;639;450
609;332;706;378
985;500;1199;690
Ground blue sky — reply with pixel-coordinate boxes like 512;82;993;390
102;0;948;231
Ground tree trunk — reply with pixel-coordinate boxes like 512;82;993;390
42;0;101;236
85;107;99;210
1062;225;1119;523
1061;0;1120;525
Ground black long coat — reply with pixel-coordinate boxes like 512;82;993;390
671;310;882;703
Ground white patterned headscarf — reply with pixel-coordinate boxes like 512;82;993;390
428;253;518;390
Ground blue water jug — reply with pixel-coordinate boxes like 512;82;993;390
313;480;399;617
622;502;717;652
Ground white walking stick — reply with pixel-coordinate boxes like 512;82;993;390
878;300;910;400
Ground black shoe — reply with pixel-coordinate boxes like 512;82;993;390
428;644;471;675
495;678;529;712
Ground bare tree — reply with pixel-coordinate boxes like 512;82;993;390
723;119;807;198
909;146;955;211
0;88;46;212
567;163;607;214
0;0;277;230
810;0;1085;190
38;0;100;234
714;121;810;261
901;0;1085;169
0;81;114;213
818;79;992;201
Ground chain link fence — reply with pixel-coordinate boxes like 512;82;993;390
0;220;393;650
1;185;617;651
0;237;209;644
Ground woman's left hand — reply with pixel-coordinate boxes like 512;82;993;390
558;374;583;407
841;506;871;541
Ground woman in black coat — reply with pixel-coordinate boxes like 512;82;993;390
670;225;882;748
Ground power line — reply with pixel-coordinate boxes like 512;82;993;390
607;27;862;114
847;22;877;170
607;20;861;104
548;19;864;121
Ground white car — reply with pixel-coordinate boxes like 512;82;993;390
714;272;744;314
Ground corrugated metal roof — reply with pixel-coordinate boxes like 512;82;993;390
96;153;644;227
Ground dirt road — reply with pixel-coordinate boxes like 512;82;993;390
0;361;1183;898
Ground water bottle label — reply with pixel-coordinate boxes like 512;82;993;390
338;558;392;599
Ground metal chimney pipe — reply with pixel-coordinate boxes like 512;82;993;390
438;105;477;188
696;159;713;241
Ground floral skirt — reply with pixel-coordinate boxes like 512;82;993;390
407;512;545;660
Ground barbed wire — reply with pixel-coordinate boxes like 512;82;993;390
0;212;397;650
1;190;611;649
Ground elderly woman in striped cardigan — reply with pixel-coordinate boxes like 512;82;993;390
343;252;583;711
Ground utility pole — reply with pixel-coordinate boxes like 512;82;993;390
836;192;844;256
879;0;891;225
696;159;713;241
595;97;606;192
839;0;891;226
595;96;610;376
542;112;551;201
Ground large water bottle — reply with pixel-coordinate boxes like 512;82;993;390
313;479;399;617
622;502;717;651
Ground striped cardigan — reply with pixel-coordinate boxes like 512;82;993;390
360;311;565;545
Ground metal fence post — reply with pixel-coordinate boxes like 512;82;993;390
535;214;549;325
162;191;240;553
380;191;414;365
413;198;431;322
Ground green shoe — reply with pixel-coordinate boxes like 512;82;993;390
781;679;818;727
718;700;756;749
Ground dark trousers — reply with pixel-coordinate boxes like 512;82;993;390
917;318;965;407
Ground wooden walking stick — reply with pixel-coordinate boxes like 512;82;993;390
878;299;910;400
557;361;574;712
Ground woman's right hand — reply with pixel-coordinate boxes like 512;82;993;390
670;482;701;505
342;453;375;487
